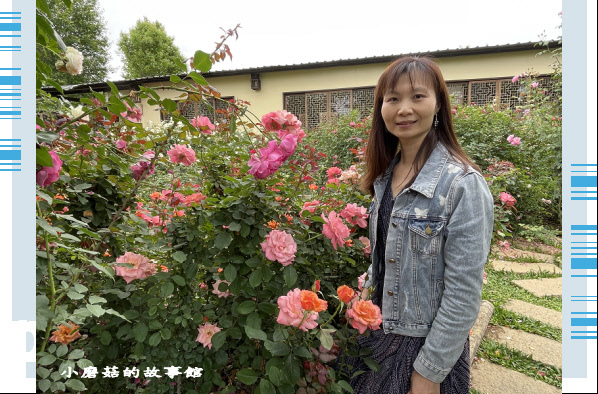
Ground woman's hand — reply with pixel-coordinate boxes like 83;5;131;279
407;370;440;394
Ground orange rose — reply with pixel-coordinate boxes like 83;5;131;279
300;290;328;312
346;300;382;334
49;321;82;345
337;285;355;304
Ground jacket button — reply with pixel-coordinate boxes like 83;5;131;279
388;259;395;263
387;291;393;296
392;222;397;227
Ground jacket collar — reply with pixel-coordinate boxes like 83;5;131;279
374;142;450;199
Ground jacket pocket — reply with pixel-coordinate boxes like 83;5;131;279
409;219;444;257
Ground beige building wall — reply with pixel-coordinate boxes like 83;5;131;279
135;49;557;127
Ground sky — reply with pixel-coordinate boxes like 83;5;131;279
97;0;563;81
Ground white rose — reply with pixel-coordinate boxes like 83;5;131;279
68;105;89;122
64;47;84;75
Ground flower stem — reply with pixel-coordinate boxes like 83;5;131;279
37;201;56;354
320;302;343;330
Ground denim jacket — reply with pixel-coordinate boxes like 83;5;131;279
363;142;493;383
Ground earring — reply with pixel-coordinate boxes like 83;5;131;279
434;114;439;129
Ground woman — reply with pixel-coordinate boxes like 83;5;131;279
349;57;494;393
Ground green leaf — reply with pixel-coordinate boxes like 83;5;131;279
265;341;290;356
148;332;162;346
38;354;56;366
37;367;50;379
223;265;237;282
36;218;58;236
36;148;53;167
38;379;51;392
228;222;241;231
160;328;172;340
162;99;177;112
319;329;334;350
68;349;84;360
244;326;267;341
67;291;84;300
86;304;105;317
133;323;148;342
100;331;112;346
172;251;187;263
160;282;175;298
189;71;208;85
237;301;255;315
267;365;283;386
172;275;186;286
55;344;68;358
76;359;93;369
257;302;277;315
283;266;297;287
215;232;232;249
236;368;258;385
259;378;276;394
193;50;212;73
245;257;261;268
210;331;226;350
249;270;262;288
88;296;106;304
170;75;182;83
337;380;354;393
363;357;380;372
64;379;87;391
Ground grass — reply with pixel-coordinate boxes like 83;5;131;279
469;388;484;394
483;267;562;311
477;339;562;389
490;308;561;342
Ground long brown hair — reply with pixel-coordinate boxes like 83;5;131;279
360;56;480;196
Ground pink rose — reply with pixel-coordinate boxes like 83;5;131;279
531;82;539;88
196;322;221;350
322;211;350;250
279;134;298;161
247;140;283;179
277;288;319;331
357;271;368;291
114;252;157;284
36;151;63;188
358;236;371;258
262;110;306;141
349;122;356;127
499;192;516;207
120;102;142;123
511;137;521;145
261;230;297;266
115;140;127;150
130;161;155;181
212;280;232;298
191;116;215;135
167;144;196;166
340;203;368;228
512;75;519;83
142;150;155;160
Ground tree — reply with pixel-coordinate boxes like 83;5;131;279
38;0;112;85
117;17;187;79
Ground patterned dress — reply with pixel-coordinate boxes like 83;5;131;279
342;172;470;394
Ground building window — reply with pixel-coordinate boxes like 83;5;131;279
161;97;234;123
284;87;375;131
448;76;556;109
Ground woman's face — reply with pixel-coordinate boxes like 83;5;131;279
381;74;438;146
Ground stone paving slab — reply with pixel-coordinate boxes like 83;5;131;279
491;259;562;274
487;326;562;368
470;359;561;394
503;299;562;329
512;277;562;297
492;247;554;263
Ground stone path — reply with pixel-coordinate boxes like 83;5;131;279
492;247;554;263
491;259;562;274
503;299;562;328
471;243;563;393
512;277;562;297
471;359;561;394
486;325;562;368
